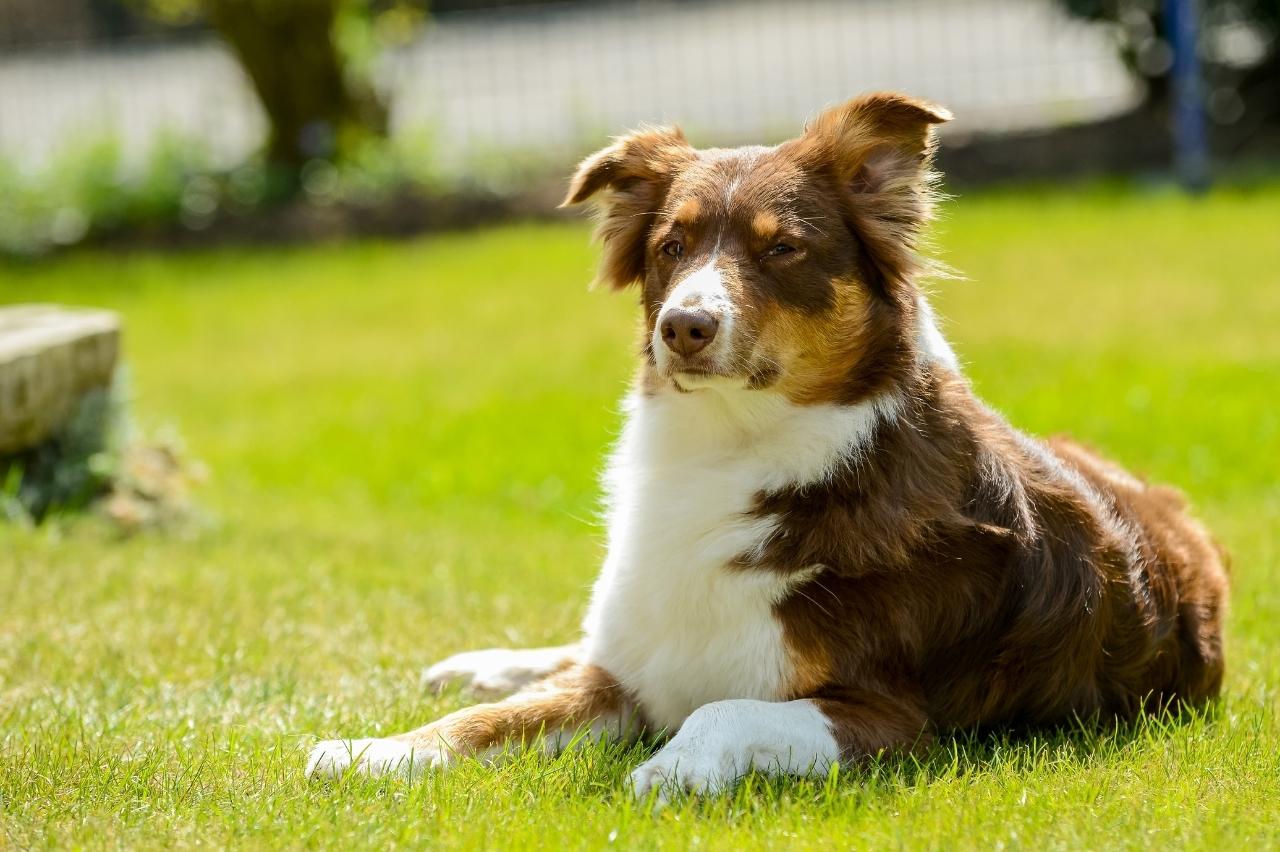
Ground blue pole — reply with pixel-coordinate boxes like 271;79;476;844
1165;0;1210;192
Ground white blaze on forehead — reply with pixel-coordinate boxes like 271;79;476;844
723;176;743;207
719;147;763;208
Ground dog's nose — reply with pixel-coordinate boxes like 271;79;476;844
660;308;719;357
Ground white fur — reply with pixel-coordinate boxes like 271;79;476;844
630;698;840;801
916;293;959;370
306;737;442;779
582;385;897;732
422;644;580;697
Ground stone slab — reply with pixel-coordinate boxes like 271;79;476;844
0;304;121;455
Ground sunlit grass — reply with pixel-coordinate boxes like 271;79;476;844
2;182;1278;848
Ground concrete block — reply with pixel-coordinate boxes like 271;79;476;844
0;304;120;455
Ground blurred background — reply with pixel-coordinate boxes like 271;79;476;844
1;0;1277;256
2;5;1279;844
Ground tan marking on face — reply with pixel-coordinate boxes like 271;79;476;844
752;210;780;240
674;196;702;224
752;277;875;404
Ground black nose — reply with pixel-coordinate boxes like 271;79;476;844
660;308;719;357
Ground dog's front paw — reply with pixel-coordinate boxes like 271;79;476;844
422;645;577;697
630;700;832;803
305;737;446;780
630;738;739;803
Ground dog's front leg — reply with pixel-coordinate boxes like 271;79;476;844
630;691;929;802
307;663;633;779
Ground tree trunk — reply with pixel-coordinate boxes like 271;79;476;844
204;0;385;188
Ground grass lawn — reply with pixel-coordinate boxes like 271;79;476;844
2;183;1279;849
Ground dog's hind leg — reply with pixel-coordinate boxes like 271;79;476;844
308;662;633;779
422;642;582;697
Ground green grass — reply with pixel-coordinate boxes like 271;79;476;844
2;183;1279;849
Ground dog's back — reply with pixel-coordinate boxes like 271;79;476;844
1047;436;1228;711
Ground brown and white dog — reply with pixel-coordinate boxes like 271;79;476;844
307;93;1228;799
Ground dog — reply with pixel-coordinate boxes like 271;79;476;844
307;92;1228;799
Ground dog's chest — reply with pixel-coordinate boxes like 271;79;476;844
580;392;868;732
583;458;795;731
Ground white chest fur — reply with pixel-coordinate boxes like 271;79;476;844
581;386;895;732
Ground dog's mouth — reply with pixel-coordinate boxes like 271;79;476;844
655;350;730;385
670;363;784;393
671;369;746;392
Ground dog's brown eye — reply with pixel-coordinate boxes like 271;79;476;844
662;240;684;259
765;243;795;258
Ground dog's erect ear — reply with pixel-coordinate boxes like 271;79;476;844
561;127;695;289
786;92;951;290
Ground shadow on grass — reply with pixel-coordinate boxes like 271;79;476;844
901;699;1221;777
629;700;1226;816
301;700;1226;819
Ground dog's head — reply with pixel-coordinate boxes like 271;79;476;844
564;92;951;405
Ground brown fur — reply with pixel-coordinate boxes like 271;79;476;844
397;664;631;755
562;127;696;291
761;371;1227;741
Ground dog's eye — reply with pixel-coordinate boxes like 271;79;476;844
765;243;796;258
661;240;684;259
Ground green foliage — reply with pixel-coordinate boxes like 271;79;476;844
0;370;205;530
0;184;1277;846
1;380;123;524
335;0;428;82
0;130;449;257
125;0;204;26
0;134;214;256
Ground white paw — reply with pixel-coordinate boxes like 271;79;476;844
422;646;576;697
305;737;447;780
629;700;838;804
630;738;742;803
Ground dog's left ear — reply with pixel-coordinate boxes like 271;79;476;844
561;127;695;289
786;92;951;290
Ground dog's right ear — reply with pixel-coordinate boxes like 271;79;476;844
561;127;694;289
